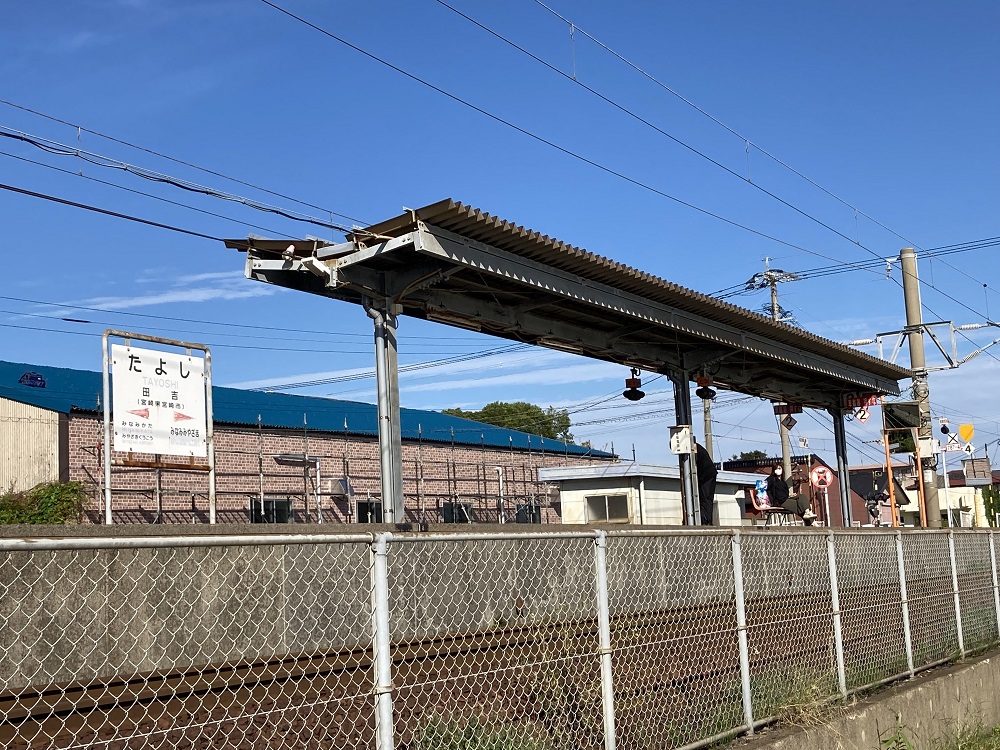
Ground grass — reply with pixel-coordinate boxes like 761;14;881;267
411;716;553;750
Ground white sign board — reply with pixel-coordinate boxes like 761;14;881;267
111;344;207;456
669;425;693;455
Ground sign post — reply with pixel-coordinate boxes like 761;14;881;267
102;331;214;524
811;465;834;526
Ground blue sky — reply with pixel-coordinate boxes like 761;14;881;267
1;0;998;466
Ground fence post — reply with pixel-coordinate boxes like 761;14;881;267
826;532;847;697
894;530;915;676
990;531;1000;639
731;530;755;734
948;530;965;657
593;530;618;750
371;532;395;750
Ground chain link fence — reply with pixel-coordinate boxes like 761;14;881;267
2;528;998;750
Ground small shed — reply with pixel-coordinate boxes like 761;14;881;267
538;463;762;526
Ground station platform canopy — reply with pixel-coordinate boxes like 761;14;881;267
227;199;906;410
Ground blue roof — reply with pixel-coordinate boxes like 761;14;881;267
0;360;608;457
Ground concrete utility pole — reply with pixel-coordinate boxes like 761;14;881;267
746;260;799;477
702;397;714;460
900;248;941;528
770;285;794;478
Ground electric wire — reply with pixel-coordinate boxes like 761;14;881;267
0;293;486;341
0;181;223;242
0;148;297;239
0;97;370;226
257;0;855;263
435;0;897;263
530;0;924;252
0;127;352;234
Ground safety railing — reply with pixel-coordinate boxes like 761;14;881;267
1;527;997;749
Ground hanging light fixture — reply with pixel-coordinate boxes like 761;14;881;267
695;373;716;401
622;367;645;401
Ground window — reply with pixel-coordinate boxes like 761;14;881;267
585;494;630;523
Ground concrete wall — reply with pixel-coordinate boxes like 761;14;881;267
0;398;61;492
746;652;1000;750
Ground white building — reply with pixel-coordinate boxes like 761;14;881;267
538;463;763;526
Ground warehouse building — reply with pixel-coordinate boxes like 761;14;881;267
0;359;612;524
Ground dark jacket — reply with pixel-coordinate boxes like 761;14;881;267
766;473;789;505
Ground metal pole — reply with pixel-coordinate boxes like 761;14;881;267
495;466;505;524
882;417;899;527
895;530;915;676
258;415;264;514
102;331;113;525
205;348;216;524
366;303;402;523
829;408;852;527
593;530;618;750
154;462;162;524
385;310;404;521
900;248;941;528
826;532;848;697
822;486;831;529
371;532;395;750
990;531;1000;640
731;531;755;735
948;530;965;656
941;447;953;527
671;370;700;525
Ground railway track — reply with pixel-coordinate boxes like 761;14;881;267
0;574;967;749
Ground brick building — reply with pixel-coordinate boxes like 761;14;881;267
1;360;613;524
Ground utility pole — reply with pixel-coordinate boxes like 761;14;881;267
703;397;714;460
746;259;799;477
900;248;941;528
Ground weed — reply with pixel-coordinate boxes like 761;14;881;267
0;481;87;524
411;716;552;750
878;713;915;750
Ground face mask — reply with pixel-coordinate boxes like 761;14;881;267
775;470;783;476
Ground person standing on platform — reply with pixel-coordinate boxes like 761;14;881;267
695;440;718;525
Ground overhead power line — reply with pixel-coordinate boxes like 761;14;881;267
0;97;369;226
0;181;223;242
530;0;923;251
0;127;352;234
435;0;894;262
258;0;857;264
0;148;296;239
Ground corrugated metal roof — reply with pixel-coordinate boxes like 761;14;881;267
0;360;607;457
355;199;910;382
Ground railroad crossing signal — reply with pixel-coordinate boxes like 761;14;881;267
810;465;834;488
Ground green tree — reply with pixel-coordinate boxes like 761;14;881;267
731;450;768;461
442;401;574;442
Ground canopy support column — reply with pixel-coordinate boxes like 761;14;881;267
366;300;404;523
829;407;853;527
671;370;700;525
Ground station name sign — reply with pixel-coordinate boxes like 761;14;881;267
111;344;207;457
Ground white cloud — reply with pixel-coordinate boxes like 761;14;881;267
401;361;622;394
72;285;275;311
